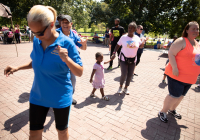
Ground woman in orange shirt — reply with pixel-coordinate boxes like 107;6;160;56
158;21;200;123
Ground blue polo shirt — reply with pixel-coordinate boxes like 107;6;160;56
30;30;83;108
57;28;82;48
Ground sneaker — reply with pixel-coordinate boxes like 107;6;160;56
198;84;200;88
168;110;182;119
108;51;110;54
117;87;123;94
123;88;130;95
102;96;109;101
107;66;112;70
158;112;168;123
72;99;77;105
162;80;166;84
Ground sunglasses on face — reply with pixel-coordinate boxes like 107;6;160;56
32;25;49;36
140;28;143;30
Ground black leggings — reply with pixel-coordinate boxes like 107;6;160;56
136;52;142;66
109;42;121;67
15;33;20;43
29;103;71;131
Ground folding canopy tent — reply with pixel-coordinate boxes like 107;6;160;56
0;3;18;57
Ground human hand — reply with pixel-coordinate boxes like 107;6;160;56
57;46;69;62
4;66;19;77
172;67;179;77
111;54;116;60
78;37;88;46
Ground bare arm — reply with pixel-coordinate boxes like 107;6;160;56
58;46;83;77
139;43;145;48
168;37;186;76
110;33;114;43
80;44;87;50
139;37;146;48
104;59;113;64
78;37;88;50
110;44;121;60
64;58;83;77
90;69;96;83
4;61;32;77
17;61;32;70
113;44;121;54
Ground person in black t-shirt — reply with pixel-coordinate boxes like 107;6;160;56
107;18;125;70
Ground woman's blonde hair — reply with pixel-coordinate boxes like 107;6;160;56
27;5;57;26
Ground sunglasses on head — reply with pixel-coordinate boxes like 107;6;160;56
31;25;49;36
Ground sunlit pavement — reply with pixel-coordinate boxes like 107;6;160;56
0;42;200;140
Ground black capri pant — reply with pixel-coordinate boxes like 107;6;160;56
29;103;71;131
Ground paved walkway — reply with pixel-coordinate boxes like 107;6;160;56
0;42;200;140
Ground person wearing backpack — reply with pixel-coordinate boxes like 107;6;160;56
111;22;144;95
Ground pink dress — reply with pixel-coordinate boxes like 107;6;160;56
92;62;105;89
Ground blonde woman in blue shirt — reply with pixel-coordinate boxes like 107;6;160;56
4;5;83;140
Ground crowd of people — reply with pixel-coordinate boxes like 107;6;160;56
0;24;32;44
3;4;200;140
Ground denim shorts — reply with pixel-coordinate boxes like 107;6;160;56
167;76;192;98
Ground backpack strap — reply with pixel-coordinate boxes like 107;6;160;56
121;52;127;60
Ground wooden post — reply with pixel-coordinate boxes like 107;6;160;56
10;17;18;57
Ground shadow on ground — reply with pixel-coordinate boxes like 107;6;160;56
75;93;126;110
104;66;119;73
191;87;200;92
3;92;54;133
160;68;165;71
158;53;168;58
114;76;135;83
158;82;168;89
141;116;188;140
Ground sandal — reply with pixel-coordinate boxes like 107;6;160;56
90;93;95;97
102;96;109;101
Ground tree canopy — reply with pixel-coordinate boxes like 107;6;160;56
0;0;90;28
102;0;200;37
0;0;200;37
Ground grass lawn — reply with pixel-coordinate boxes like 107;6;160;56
77;28;106;34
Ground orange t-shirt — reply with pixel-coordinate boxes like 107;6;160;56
165;37;200;84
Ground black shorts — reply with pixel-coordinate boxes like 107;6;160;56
29;103;71;131
167;76;192;98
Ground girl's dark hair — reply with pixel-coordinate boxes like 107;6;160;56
95;52;103;59
182;21;199;37
129;22;137;29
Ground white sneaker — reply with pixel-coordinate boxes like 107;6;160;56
117;87;123;94
123;88;130;95
108;51;110;54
